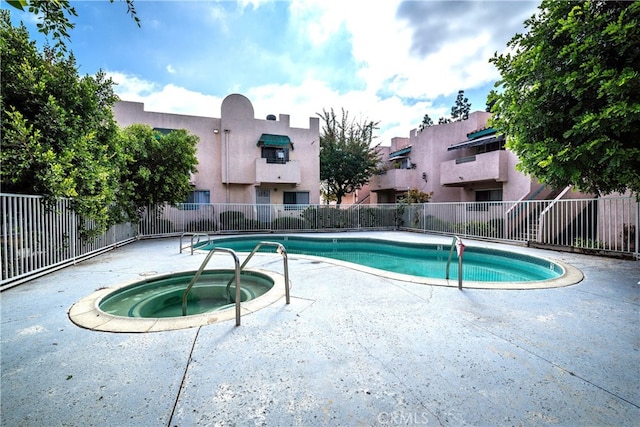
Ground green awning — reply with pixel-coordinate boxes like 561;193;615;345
448;134;504;151
388;146;412;160
257;134;293;150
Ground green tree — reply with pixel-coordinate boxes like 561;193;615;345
1;11;123;235
398;188;433;204
451;89;471;121
116;125;199;220
5;0;139;55
318;108;380;206
485;89;498;113
0;12;200;236
489;0;640;197
418;114;434;131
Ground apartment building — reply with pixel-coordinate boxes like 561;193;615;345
113;94;321;208
369;111;576;204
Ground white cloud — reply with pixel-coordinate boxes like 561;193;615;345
109;71;158;97
289;0;347;46
111;70;429;145
238;0;270;11
109;72;223;117
205;3;230;33
108;1;539;146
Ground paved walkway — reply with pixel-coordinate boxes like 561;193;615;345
1;232;639;426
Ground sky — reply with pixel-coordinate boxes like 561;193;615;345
7;0;540;145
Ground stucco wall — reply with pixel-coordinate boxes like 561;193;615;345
113;94;320;205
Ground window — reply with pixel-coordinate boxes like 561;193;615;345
257;134;293;163
471;189;502;211
398;158;411;169
182;190;210;210
475;139;505;154
283;191;309;210
389;157;414;170
262;147;289;164
475;189;503;202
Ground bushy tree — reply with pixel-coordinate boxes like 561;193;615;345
1;11;124;235
319;108;380;206
1;12;199;235
117;125;199;220
398;188;433;204
489;0;640;197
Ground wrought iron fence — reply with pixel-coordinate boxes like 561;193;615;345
401;197;639;256
137;203;400;234
1;194;137;288
2;193;638;287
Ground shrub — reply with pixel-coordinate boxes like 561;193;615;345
303;206;347;229
219;211;245;230
358;207;396;228
187;219;217;232
271;217;307;230
488;218;504;238
424;215;451;232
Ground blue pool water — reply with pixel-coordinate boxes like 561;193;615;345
199;236;563;282
99;270;274;318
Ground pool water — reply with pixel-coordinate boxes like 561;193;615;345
99;270;274;318
199;236;563;282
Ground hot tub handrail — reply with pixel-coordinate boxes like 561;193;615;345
225;241;290;305
179;232;211;255
445;236;464;290
181;247;242;326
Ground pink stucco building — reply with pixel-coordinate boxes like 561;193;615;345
113;98;582;208
369;111;564;204
113;94;320;208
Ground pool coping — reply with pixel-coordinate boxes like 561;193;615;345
203;234;585;290
68;268;287;333
279;252;584;290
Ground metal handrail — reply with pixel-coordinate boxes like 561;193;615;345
181;247;242;325
225;241;290;305
179;232;210;255
445;236;464;289
537;185;572;242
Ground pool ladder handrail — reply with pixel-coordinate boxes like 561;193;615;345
180;232;211;255
225;241;290;306
181;247;242;325
445;236;464;290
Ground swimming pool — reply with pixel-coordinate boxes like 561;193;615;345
198;235;578;286
69;234;583;333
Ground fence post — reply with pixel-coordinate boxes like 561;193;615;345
423;203;426;232
634;198;640;260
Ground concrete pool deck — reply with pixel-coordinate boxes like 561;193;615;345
1;231;639;426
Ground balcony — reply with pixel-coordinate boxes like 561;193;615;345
371;168;413;191
441;150;509;187
255;158;301;184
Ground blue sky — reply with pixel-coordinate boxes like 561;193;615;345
6;0;540;145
